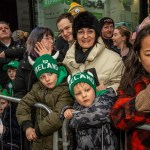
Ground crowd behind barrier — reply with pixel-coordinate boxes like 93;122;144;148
0;95;63;150
0;95;150;150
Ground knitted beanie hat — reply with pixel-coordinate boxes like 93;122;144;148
68;2;86;17
3;60;19;70
99;17;114;32
73;11;100;39
28;54;59;79
68;72;96;97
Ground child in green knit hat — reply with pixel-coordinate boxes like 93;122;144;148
16;54;73;150
62;71;118;149
3;60;19;96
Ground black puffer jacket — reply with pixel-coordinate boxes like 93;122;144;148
55;36;69;62
13;54;37;98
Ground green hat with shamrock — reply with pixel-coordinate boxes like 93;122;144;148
28;54;59;79
68;72;96;97
3;60;19;70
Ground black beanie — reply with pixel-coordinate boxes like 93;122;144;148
99;17;114;33
73;11;100;39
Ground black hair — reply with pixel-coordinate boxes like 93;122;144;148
73;11;100;41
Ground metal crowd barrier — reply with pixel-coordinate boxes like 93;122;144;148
0;95;67;150
62;119;70;150
1;95;150;150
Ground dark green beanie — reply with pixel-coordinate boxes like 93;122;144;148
3;60;19;70
29;54;59;79
68;72;96;97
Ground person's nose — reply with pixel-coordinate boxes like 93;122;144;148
45;74;50;81
9;70;14;74
2;28;6;31
50;38;54;44
83;32;88;38
108;26;113;32
63;30;68;36
81;91;87;98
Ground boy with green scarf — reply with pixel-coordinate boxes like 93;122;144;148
16;54;73;150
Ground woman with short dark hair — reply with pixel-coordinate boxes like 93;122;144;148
63;11;124;93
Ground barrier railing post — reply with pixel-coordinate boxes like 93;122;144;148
0;95;60;150
3;95;150;150
62;119;70;150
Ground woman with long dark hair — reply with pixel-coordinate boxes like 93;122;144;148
111;25;150;149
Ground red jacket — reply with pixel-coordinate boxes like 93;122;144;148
111;76;150;150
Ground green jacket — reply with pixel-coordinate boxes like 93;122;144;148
16;81;73;150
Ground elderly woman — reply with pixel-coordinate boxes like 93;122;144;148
63;11;124;92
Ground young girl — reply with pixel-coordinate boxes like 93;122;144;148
62;72;118;150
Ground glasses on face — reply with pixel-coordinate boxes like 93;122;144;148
43;36;54;41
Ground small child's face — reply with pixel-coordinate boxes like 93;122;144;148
74;83;95;107
7;68;17;80
39;72;57;89
0;99;8;113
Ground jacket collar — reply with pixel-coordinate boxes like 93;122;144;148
65;37;105;69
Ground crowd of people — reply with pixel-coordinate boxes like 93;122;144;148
0;1;150;150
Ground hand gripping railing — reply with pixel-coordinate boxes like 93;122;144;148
2;95;150;150
0;95;60;150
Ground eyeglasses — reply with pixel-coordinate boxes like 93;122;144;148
43;36;54;41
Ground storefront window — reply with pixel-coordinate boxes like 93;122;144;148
35;0;140;34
